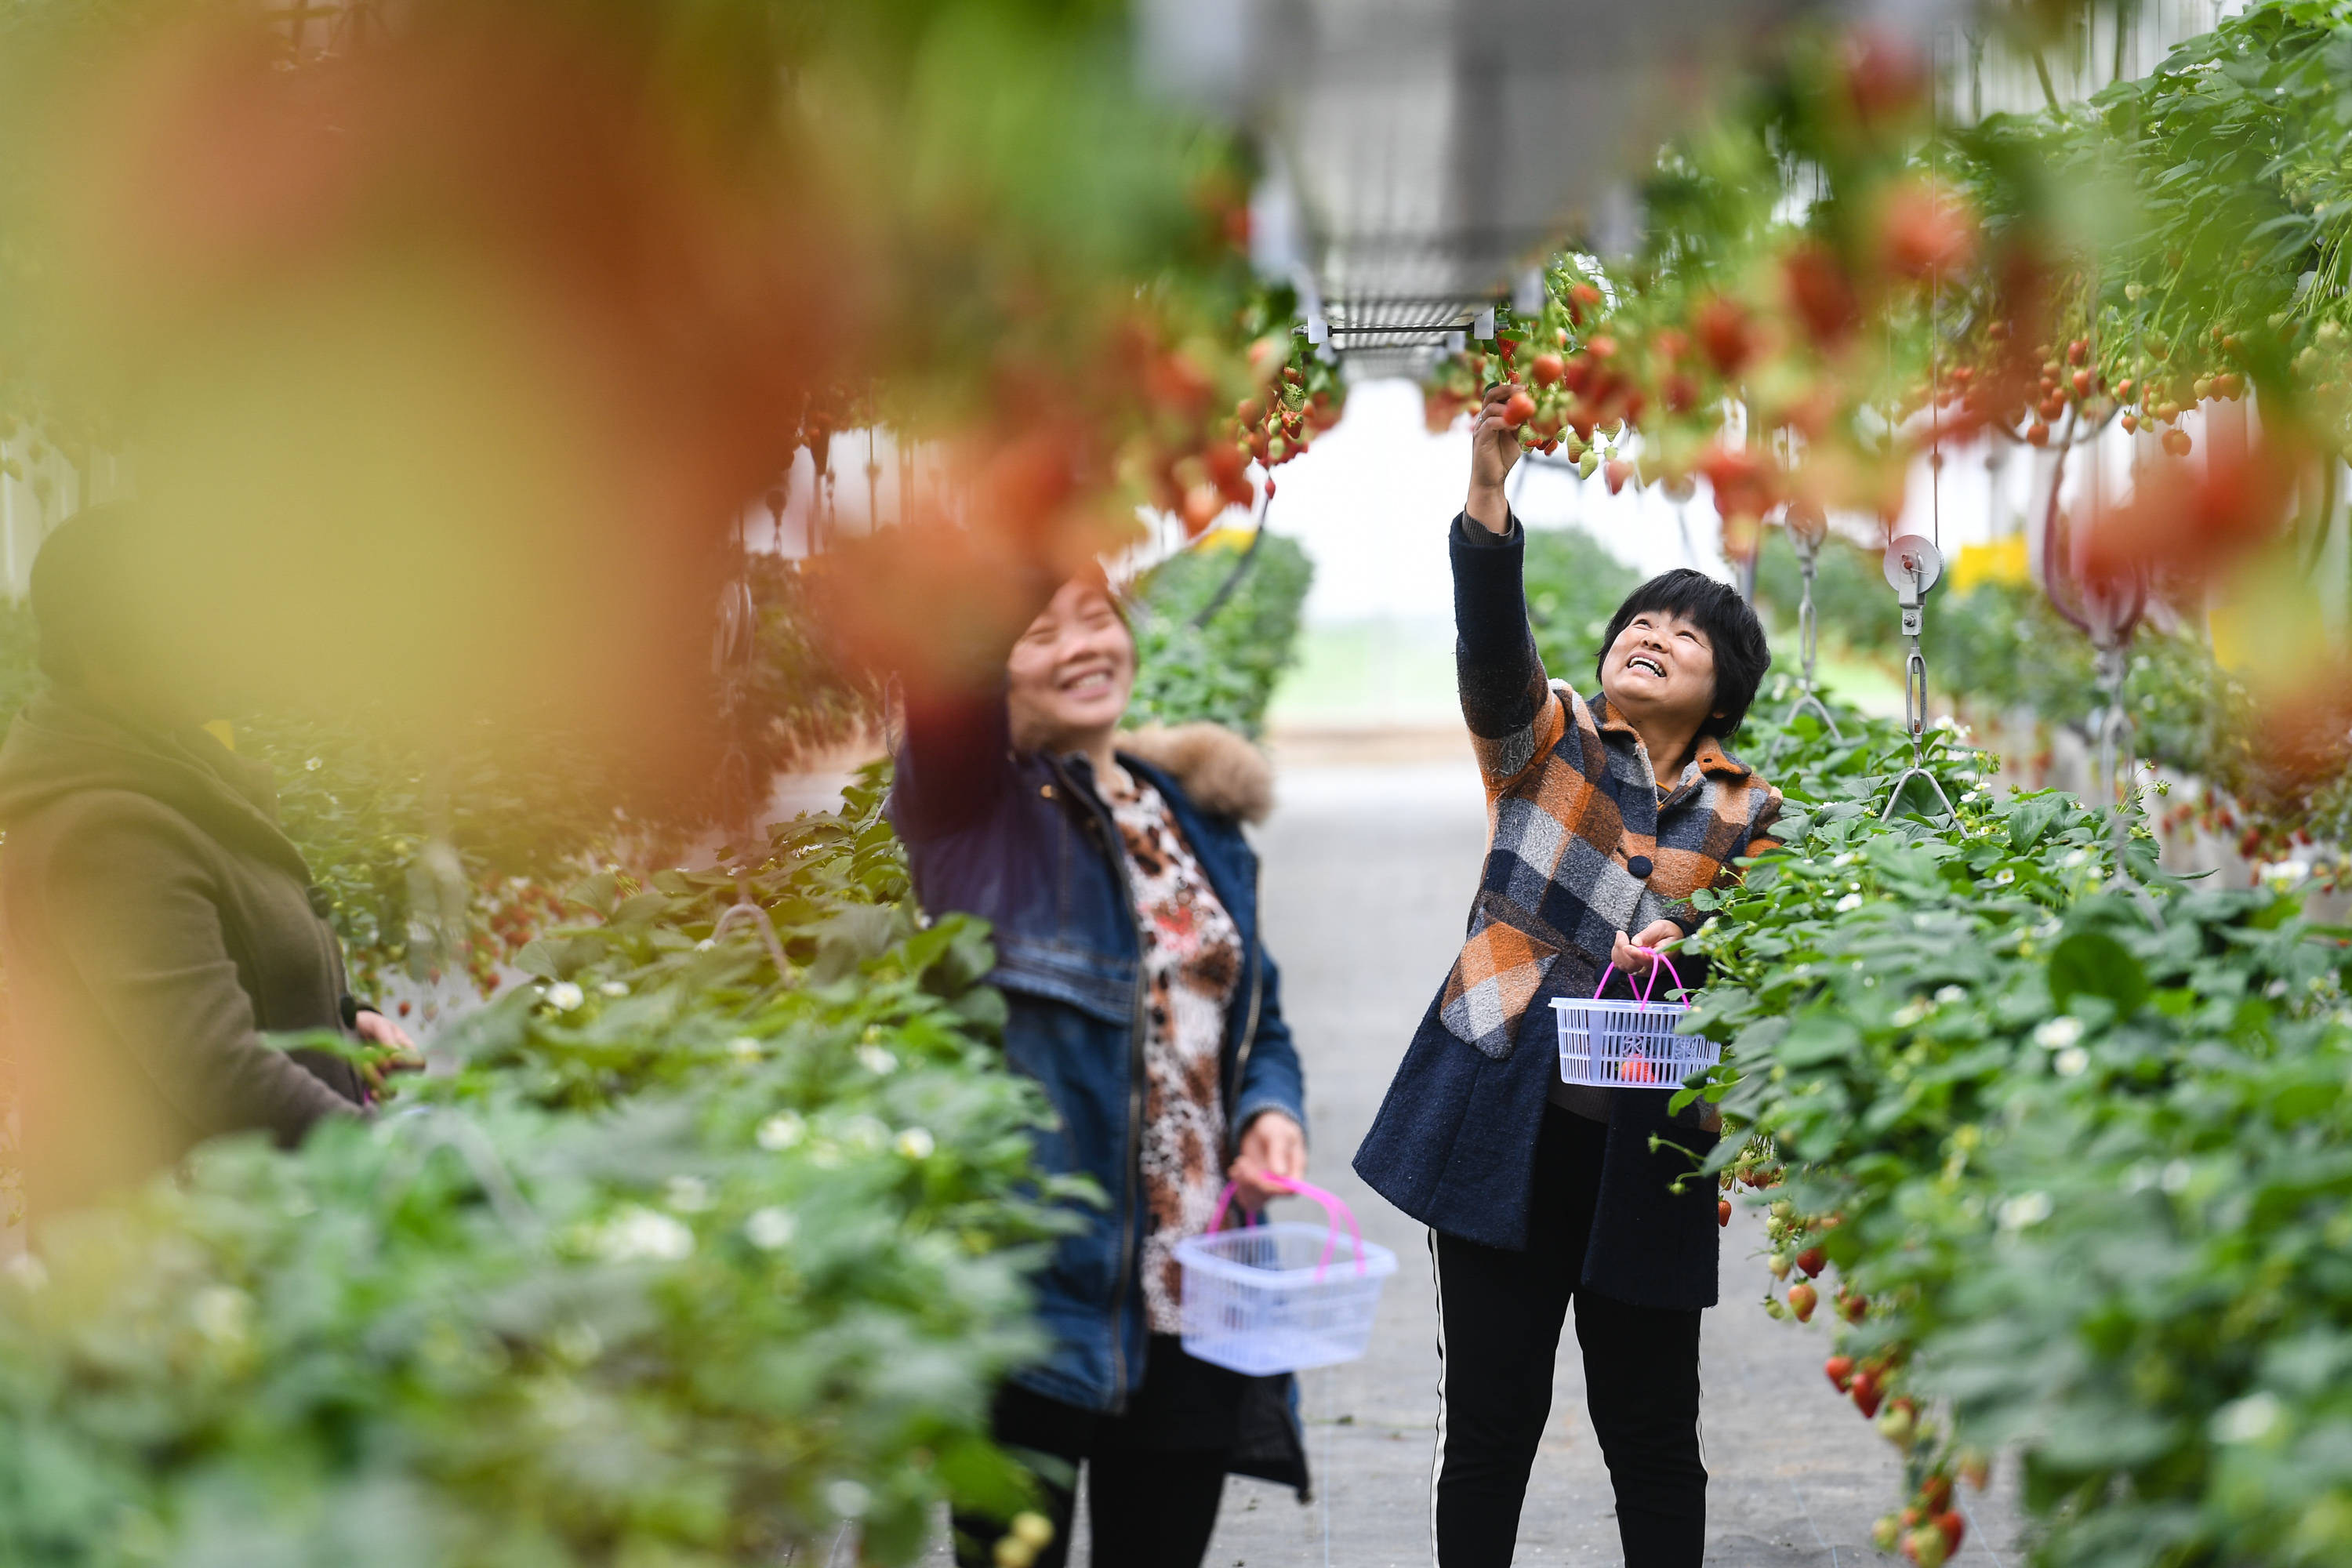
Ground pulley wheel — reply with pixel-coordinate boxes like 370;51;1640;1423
1882;535;1944;595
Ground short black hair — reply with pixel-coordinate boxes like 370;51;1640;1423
1593;568;1772;738
29;504;163;690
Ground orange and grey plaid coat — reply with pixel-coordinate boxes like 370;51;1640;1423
1436;532;1782;1061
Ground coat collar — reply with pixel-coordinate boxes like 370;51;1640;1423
1587;691;1752;782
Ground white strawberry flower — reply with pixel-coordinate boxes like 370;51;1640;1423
895;1127;936;1160
756;1112;806;1151
598;1205;694;1262
2033;1016;2085;1051
543;981;585;1012
2212;1392;2284;1444
1997;1192;2053;1230
744;1207;797;1250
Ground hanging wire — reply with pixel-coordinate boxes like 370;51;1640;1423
708;507;793;976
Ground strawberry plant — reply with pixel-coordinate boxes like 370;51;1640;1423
0;764;1073;1566
1683;695;2352;1564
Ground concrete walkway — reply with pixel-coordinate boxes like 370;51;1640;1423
946;752;2027;1567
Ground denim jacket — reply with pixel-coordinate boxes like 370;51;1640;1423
890;698;1308;1416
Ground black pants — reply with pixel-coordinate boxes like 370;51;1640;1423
1431;1105;1706;1566
953;1336;1240;1568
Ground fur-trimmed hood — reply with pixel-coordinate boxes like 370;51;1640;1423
1118;722;1274;825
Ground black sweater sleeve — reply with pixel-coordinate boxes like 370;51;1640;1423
1450;510;1552;748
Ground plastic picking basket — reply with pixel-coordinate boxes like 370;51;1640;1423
1551;947;1720;1090
1176;1174;1397;1377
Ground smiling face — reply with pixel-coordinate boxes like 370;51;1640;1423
1006;577;1136;755
1600;607;1722;734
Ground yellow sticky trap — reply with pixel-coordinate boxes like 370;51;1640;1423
1192;526;1258;554
1952;537;2028;593
201;720;235;752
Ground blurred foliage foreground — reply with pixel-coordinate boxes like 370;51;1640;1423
0;529;1304;1562
0;767;1076;1566
1674;697;2352;1568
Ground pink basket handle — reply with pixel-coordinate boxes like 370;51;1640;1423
1592;943;1685;1006
1207;1173;1367;1279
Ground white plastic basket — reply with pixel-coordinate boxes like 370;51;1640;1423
1176;1175;1397;1377
1551;947;1719;1090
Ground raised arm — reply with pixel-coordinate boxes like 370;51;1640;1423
889;681;1018;844
884;557;1068;844
1454;381;1562;793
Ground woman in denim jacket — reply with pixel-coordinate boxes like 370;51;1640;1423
892;571;1310;1568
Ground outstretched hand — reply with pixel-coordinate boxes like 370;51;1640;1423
353;1008;425;1096
1465;380;1524;534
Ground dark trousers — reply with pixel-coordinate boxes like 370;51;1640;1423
1431;1105;1706;1566
953;1336;1239;1568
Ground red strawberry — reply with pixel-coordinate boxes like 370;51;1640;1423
1788;1281;1817;1322
1937;1511;1965;1553
1694;298;1753;376
1879;180;1976;282
2027;420;2050;447
2163;427;2192;456
1604;459;1634;495
1796;1246;1826;1277
2067;338;2088;365
1851;1370;1884;1418
1840;1292;1868;1323
2071;368;2092;396
1824;1355;1855;1392
1567;282;1602;324
1718;1198;1732;1228
1784;243;1859;346
1921;1475;1953;1515
1531;354;1566;388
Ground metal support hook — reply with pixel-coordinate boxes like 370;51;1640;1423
712;880;793;976
1781;514;1842;739
1879;535;1955;822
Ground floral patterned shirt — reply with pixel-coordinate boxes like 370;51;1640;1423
1105;766;1244;1335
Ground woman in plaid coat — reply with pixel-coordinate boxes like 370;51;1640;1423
1353;383;1783;1568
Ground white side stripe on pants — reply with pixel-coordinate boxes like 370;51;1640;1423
1428;1229;1447;1568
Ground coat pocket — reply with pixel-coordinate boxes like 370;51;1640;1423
1436;906;1559;1061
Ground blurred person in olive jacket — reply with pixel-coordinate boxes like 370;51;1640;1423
0;505;412;1222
